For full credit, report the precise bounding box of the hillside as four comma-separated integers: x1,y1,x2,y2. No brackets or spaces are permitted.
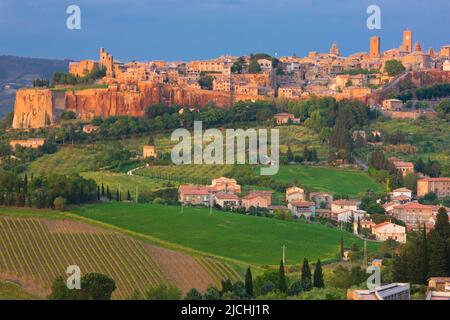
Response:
0,209,241,299
0,55,70,115
71,202,380,265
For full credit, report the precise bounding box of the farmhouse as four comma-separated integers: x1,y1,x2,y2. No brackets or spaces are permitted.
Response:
214,193,240,209
178,185,212,206
417,177,450,198
241,190,273,210
391,202,446,232
331,200,358,213
211,177,241,193
371,222,406,243
286,186,305,202
9,138,45,150
389,157,414,177
347,283,410,300
309,192,333,209
391,187,413,200
273,113,300,125
287,200,316,218
337,209,367,224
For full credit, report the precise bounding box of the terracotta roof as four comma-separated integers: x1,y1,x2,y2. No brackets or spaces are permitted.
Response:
392,195,411,201
393,187,412,193
372,221,393,229
179,185,212,195
248,190,273,197
214,193,239,200
290,200,315,207
394,203,442,211
392,161,414,168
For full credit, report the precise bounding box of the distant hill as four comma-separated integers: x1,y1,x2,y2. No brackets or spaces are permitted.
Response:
0,55,70,116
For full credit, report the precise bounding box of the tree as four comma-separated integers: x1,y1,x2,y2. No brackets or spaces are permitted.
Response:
184,288,202,300
146,284,182,300
286,146,294,163
203,287,222,300
248,59,261,74
278,260,287,293
80,273,116,300
313,259,324,288
301,258,312,291
245,267,253,298
53,197,66,211
48,277,79,300
385,59,406,77
428,207,449,277
340,236,344,259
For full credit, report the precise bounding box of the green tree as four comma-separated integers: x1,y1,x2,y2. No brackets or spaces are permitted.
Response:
146,284,182,300
278,260,287,293
248,59,261,73
286,146,294,163
245,267,254,298
313,259,324,288
385,59,406,76
301,258,312,291
53,197,66,211
48,277,79,300
428,208,449,277
184,288,202,300
80,273,116,300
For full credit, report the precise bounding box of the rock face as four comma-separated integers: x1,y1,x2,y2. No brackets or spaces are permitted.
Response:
12,83,236,129
13,89,54,129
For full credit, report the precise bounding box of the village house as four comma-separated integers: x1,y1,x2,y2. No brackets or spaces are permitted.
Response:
382,99,404,111
278,87,303,99
285,186,305,202
391,187,413,200
309,192,333,209
337,209,367,224
273,113,300,125
143,145,157,159
417,177,450,198
241,191,273,211
392,202,446,232
214,193,240,209
178,185,212,206
287,200,316,219
371,222,406,243
389,157,414,176
210,177,241,194
331,199,358,213
9,138,45,150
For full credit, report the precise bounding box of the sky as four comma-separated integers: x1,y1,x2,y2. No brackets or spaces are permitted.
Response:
0,0,449,62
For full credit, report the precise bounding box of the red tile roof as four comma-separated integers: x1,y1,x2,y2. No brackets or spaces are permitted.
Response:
290,200,315,207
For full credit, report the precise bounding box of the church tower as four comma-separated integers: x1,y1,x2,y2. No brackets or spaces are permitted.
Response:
330,42,340,56
370,36,381,58
402,29,413,53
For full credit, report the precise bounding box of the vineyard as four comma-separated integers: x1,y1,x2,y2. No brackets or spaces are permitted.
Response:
0,216,242,299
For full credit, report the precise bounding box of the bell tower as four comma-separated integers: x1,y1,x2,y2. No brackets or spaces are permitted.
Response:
403,29,413,53
370,36,381,58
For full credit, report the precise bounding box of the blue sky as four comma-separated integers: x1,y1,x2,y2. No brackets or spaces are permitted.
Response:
1,0,449,62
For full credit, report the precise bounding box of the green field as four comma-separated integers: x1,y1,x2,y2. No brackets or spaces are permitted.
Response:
271,165,383,196
70,202,380,265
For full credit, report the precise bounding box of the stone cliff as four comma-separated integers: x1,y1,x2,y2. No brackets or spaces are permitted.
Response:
12,83,237,129
13,89,55,129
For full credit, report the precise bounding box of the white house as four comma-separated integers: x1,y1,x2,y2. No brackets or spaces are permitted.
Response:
372,222,406,243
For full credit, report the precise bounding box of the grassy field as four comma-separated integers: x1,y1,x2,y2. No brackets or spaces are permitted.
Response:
0,280,38,300
268,165,382,197
70,202,380,266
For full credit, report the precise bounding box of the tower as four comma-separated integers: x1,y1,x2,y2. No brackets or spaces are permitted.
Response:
370,36,381,58
403,29,413,53
330,42,340,56
414,41,422,52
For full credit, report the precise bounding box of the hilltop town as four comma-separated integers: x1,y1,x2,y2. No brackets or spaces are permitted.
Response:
12,29,450,129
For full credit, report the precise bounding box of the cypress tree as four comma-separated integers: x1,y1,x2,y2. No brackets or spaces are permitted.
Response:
127,190,131,201
97,186,100,201
101,183,105,196
313,259,324,288
23,174,28,193
278,260,287,293
420,223,429,283
340,236,344,259
301,258,312,291
116,190,120,202
428,208,449,277
244,267,253,298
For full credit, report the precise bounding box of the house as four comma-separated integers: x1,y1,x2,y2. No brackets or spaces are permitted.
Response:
426,277,450,300
210,177,241,193
257,58,273,71
273,113,300,125
337,209,367,224
417,177,450,198
392,187,413,200
287,200,316,218
347,283,410,300
178,185,212,206
389,157,414,177
315,209,332,219
371,259,383,268
331,200,358,213
371,222,406,243
241,193,271,210
9,138,45,150
392,202,446,232
309,192,333,209
383,202,399,215
382,99,404,111
143,145,157,159
286,186,305,202
82,124,100,134
214,193,240,209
